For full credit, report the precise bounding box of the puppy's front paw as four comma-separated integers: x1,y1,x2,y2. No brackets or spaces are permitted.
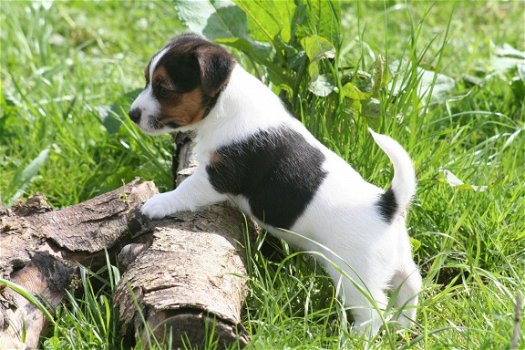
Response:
141,193,176,219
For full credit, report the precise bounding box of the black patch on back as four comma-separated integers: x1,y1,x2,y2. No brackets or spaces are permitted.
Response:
206,127,327,229
377,188,397,223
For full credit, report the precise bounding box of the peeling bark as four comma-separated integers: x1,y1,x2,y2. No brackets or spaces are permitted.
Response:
0,180,158,349
115,207,248,348
115,133,249,349
0,133,250,349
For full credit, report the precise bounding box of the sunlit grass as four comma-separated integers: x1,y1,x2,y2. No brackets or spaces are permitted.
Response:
1,1,523,349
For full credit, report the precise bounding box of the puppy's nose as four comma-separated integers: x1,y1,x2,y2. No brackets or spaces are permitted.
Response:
128,108,141,123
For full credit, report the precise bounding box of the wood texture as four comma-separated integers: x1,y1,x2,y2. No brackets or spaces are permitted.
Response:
115,207,248,348
115,133,249,348
0,180,157,349
0,132,250,349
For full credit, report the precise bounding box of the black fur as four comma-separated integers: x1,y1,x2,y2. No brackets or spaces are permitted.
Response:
206,126,327,229
156,34,233,119
158,47,201,93
377,188,397,223
161,34,234,97
196,45,234,96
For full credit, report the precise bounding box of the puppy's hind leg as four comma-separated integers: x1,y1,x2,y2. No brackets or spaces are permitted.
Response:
347,284,388,338
390,259,422,328
324,262,387,338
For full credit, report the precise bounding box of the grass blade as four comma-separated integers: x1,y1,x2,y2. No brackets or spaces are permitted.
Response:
5,148,50,206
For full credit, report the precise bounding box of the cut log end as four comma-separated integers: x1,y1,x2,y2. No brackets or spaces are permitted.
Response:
1,252,76,349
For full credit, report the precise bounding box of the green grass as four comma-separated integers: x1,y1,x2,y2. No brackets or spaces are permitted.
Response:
1,1,524,349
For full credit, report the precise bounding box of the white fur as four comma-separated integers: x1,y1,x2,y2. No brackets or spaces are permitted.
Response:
138,64,422,338
369,129,417,212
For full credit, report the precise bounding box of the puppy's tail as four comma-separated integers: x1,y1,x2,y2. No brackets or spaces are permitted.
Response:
368,128,416,222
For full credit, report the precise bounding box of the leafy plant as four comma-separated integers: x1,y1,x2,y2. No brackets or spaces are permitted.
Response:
2,0,524,348
173,0,392,125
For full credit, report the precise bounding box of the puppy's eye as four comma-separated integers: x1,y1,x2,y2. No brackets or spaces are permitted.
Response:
156,84,172,98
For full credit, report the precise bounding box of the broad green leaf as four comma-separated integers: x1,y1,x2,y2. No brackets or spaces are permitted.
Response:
216,36,292,88
301,35,336,63
301,35,335,80
234,0,295,43
6,148,50,206
293,0,341,44
174,0,248,40
462,74,484,87
410,237,422,252
491,43,525,74
174,0,280,73
96,105,118,134
361,97,381,124
372,54,392,93
348,98,362,114
341,82,371,101
307,61,319,80
308,75,335,97
389,59,455,104
213,37,271,64
353,70,374,93
97,88,143,135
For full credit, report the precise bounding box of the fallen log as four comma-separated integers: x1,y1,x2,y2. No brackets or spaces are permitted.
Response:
0,180,157,349
0,133,249,348
115,133,248,348
115,206,248,349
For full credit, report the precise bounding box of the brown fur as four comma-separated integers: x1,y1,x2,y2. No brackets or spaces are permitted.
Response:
152,66,176,91
132,34,234,130
159,86,206,126
150,63,207,127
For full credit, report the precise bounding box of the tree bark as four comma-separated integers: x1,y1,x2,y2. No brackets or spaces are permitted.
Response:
0,133,249,349
0,180,157,349
114,133,249,349
115,206,248,349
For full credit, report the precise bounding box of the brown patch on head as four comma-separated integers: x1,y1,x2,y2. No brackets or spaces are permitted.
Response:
152,66,176,91
158,87,207,127
144,34,235,129
149,60,207,127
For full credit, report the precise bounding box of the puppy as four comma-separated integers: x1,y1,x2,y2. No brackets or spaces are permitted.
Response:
129,34,422,337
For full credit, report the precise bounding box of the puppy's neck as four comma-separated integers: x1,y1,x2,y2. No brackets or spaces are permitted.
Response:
195,65,287,152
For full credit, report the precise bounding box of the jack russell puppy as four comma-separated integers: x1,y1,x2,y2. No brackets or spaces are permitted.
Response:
128,34,422,337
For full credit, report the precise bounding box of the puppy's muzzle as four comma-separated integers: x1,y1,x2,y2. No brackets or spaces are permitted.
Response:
128,108,141,124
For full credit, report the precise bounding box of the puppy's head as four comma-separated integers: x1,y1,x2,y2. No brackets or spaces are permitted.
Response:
128,34,234,135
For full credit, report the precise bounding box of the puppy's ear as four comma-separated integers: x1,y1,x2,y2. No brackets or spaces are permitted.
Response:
196,45,234,96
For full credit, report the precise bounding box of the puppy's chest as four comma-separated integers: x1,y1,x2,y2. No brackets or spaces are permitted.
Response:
205,126,327,229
